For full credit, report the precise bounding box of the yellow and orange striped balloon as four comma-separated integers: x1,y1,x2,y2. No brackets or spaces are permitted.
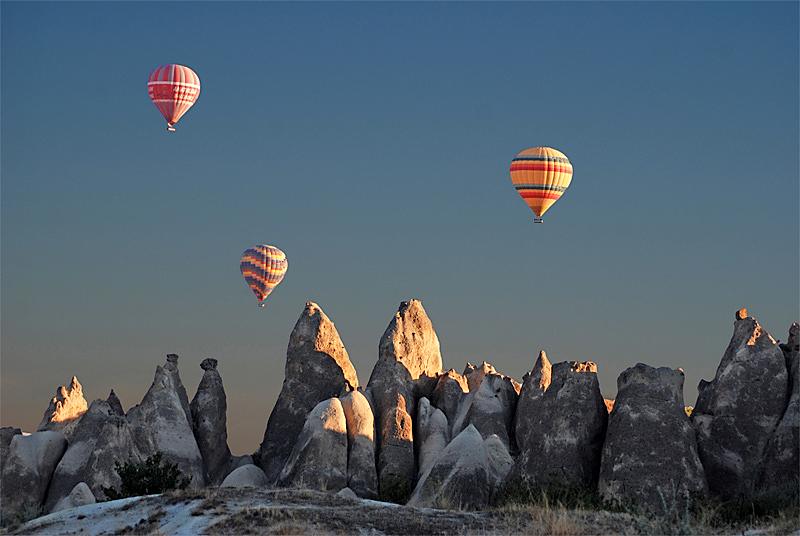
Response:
240,245,287,307
509,147,573,222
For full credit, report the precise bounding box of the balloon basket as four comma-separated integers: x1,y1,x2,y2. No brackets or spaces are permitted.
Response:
258,303,265,308
534,218,544,224
167,126,176,132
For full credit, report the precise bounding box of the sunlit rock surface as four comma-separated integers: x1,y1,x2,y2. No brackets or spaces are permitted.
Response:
256,302,358,484
340,389,378,498
691,309,788,500
276,397,348,491
37,376,88,438
600,363,707,514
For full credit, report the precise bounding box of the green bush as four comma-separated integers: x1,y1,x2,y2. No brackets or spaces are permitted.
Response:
101,451,192,500
378,474,412,505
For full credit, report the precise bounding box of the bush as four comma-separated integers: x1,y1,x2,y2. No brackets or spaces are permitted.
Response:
101,451,192,500
493,473,608,511
377,475,412,505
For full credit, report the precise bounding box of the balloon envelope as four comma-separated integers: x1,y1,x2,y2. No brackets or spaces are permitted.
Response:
147,64,200,131
240,245,287,306
509,147,573,219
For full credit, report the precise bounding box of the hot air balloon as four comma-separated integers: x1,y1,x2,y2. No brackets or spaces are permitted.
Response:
240,245,287,307
147,64,200,131
509,147,573,223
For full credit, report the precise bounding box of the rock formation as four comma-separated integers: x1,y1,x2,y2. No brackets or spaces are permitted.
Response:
691,309,789,500
599,364,707,514
451,362,520,452
221,464,269,488
190,358,232,484
51,482,95,513
513,353,607,486
755,322,799,494
415,397,450,478
430,369,468,434
339,389,379,498
0,427,22,473
367,300,443,494
1,431,68,516
37,376,88,438
256,302,359,484
408,424,512,510
276,397,348,491
45,355,205,512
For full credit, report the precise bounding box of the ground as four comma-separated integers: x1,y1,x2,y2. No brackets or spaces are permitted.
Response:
4,487,799,535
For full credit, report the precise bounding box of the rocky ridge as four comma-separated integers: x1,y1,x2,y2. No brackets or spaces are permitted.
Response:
1,301,797,523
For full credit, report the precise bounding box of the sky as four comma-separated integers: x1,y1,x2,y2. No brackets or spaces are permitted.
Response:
2,1,798,456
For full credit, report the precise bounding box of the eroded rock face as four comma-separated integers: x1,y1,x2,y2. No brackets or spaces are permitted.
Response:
368,300,444,494
691,310,788,500
257,302,358,484
45,356,205,512
430,370,468,434
190,358,232,485
51,482,95,513
415,397,450,478
600,364,707,514
451,362,520,452
221,464,269,488
340,389,378,498
513,355,607,486
276,397,348,491
0,427,22,473
1,431,68,516
408,425,512,510
755,322,799,494
37,377,88,438
125,354,206,488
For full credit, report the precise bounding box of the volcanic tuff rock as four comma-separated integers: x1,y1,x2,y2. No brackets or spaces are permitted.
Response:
367,300,444,493
339,389,379,498
276,397,348,491
256,302,358,484
755,322,800,494
37,376,88,438
691,310,788,500
599,364,707,514
430,369,468,435
190,358,233,485
415,397,450,478
408,425,512,510
51,482,96,514
451,362,520,453
513,355,607,486
221,464,269,488
0,431,68,516
45,356,205,513
0,427,22,473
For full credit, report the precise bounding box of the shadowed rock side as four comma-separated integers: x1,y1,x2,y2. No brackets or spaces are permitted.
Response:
599,364,707,514
37,376,88,439
256,302,359,484
691,310,789,500
451,362,520,453
367,300,444,493
513,352,607,486
190,358,233,485
0,427,22,473
430,369,468,436
755,322,800,494
0,431,68,516
408,424,513,510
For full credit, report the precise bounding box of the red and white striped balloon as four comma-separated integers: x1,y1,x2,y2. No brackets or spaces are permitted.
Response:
147,64,200,131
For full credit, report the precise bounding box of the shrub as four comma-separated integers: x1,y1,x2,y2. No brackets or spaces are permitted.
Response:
101,451,192,500
494,473,608,511
377,474,412,505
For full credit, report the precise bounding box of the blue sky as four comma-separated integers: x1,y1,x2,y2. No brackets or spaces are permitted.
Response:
2,1,798,455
